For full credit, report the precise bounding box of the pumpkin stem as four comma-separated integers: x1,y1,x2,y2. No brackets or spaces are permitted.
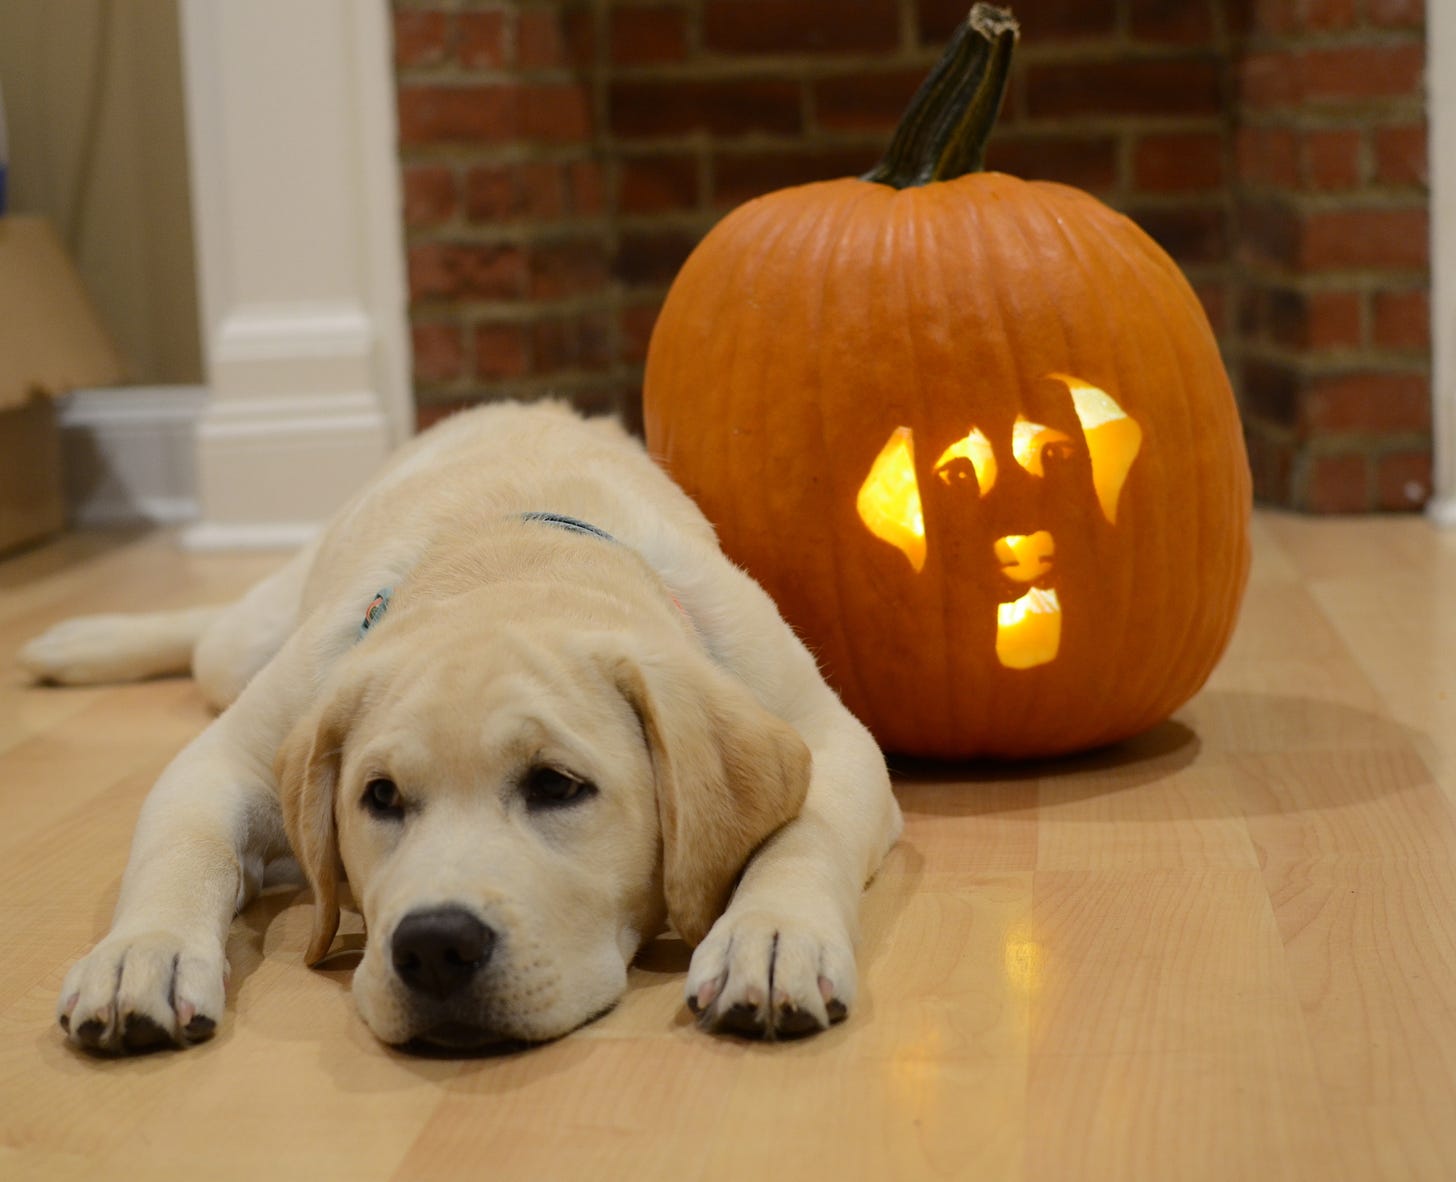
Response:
862,4,1019,190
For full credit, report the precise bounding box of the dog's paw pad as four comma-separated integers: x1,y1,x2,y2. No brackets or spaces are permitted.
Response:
686,910,856,1040
121,1013,173,1053
59,933,225,1055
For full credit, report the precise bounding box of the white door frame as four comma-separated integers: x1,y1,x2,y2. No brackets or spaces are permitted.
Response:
1430,0,1455,526
178,0,410,549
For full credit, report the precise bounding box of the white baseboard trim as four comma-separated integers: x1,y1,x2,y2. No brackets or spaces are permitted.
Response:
58,385,206,528
179,520,319,552
1427,496,1456,529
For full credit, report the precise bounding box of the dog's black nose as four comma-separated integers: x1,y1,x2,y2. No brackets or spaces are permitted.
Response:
391,907,495,1000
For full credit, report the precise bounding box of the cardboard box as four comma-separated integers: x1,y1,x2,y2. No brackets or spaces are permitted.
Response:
0,216,123,552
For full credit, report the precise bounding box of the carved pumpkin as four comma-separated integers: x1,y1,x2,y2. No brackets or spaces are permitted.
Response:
643,5,1251,759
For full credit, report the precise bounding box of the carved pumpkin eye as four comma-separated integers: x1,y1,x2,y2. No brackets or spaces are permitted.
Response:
935,427,997,494
1011,418,1071,477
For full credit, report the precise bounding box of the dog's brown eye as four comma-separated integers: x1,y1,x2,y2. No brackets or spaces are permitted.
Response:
523,766,595,810
363,778,404,819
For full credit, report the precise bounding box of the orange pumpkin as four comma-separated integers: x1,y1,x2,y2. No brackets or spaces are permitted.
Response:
643,5,1251,759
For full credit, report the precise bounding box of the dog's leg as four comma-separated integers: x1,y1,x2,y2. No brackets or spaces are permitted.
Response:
686,694,903,1038
192,541,317,709
57,627,328,1054
21,543,317,707
19,606,224,686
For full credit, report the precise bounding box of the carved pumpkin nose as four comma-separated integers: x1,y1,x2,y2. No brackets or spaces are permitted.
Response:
995,531,1055,583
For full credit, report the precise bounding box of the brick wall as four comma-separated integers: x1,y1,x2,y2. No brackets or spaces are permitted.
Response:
393,0,1430,511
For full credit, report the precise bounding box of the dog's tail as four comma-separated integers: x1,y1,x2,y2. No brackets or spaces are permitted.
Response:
18,607,223,686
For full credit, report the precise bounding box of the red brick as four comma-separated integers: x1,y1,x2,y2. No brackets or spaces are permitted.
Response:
1305,372,1430,433
1304,130,1362,191
1301,207,1428,270
464,168,515,222
1237,198,1303,269
1377,450,1432,510
1366,0,1425,28
408,243,527,302
712,147,869,208
1239,0,1295,37
620,302,661,364
1133,132,1224,194
1374,124,1427,187
474,322,531,379
463,161,596,223
1245,429,1295,504
1301,45,1425,103
620,154,701,215
1241,359,1301,428
1128,204,1227,266
614,228,704,286
518,9,565,69
394,11,451,69
397,85,515,146
533,312,614,374
986,135,1119,194
1194,281,1229,335
610,78,802,138
529,239,610,300
1253,288,1363,350
704,0,899,55
814,68,932,134
1294,0,1356,31
1239,51,1303,111
520,83,592,142
610,6,689,66
1304,291,1364,350
1306,453,1369,513
1372,288,1430,350
1235,127,1299,188
1129,0,1215,43
1025,57,1223,119
411,322,466,384
457,10,510,69
569,161,606,216
402,165,458,228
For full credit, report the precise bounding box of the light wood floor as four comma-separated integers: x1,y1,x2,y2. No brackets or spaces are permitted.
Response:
2,513,1455,1180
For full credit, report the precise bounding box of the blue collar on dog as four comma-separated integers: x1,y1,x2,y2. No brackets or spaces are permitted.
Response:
356,513,617,641
518,511,618,544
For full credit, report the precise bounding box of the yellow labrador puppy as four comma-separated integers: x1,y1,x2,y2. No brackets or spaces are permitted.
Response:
22,402,901,1054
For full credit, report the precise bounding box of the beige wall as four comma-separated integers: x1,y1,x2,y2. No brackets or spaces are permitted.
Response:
0,0,201,385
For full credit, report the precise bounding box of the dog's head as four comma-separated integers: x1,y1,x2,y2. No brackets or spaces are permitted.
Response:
275,591,808,1052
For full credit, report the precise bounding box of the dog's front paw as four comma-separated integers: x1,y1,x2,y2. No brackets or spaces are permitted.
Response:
58,931,227,1054
685,908,855,1039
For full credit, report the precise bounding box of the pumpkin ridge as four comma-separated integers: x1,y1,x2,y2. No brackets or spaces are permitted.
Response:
1001,186,1112,745
1024,186,1155,747
910,188,966,748
811,183,903,722
1065,198,1206,736
1067,193,1248,732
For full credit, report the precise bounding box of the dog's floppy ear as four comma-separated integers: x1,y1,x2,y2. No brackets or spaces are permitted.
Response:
615,646,811,946
275,680,359,966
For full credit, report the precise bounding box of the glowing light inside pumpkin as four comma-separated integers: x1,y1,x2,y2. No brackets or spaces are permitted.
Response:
852,376,1140,670
997,587,1062,669
935,427,997,494
857,426,926,572
1050,373,1143,524
994,531,1055,583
